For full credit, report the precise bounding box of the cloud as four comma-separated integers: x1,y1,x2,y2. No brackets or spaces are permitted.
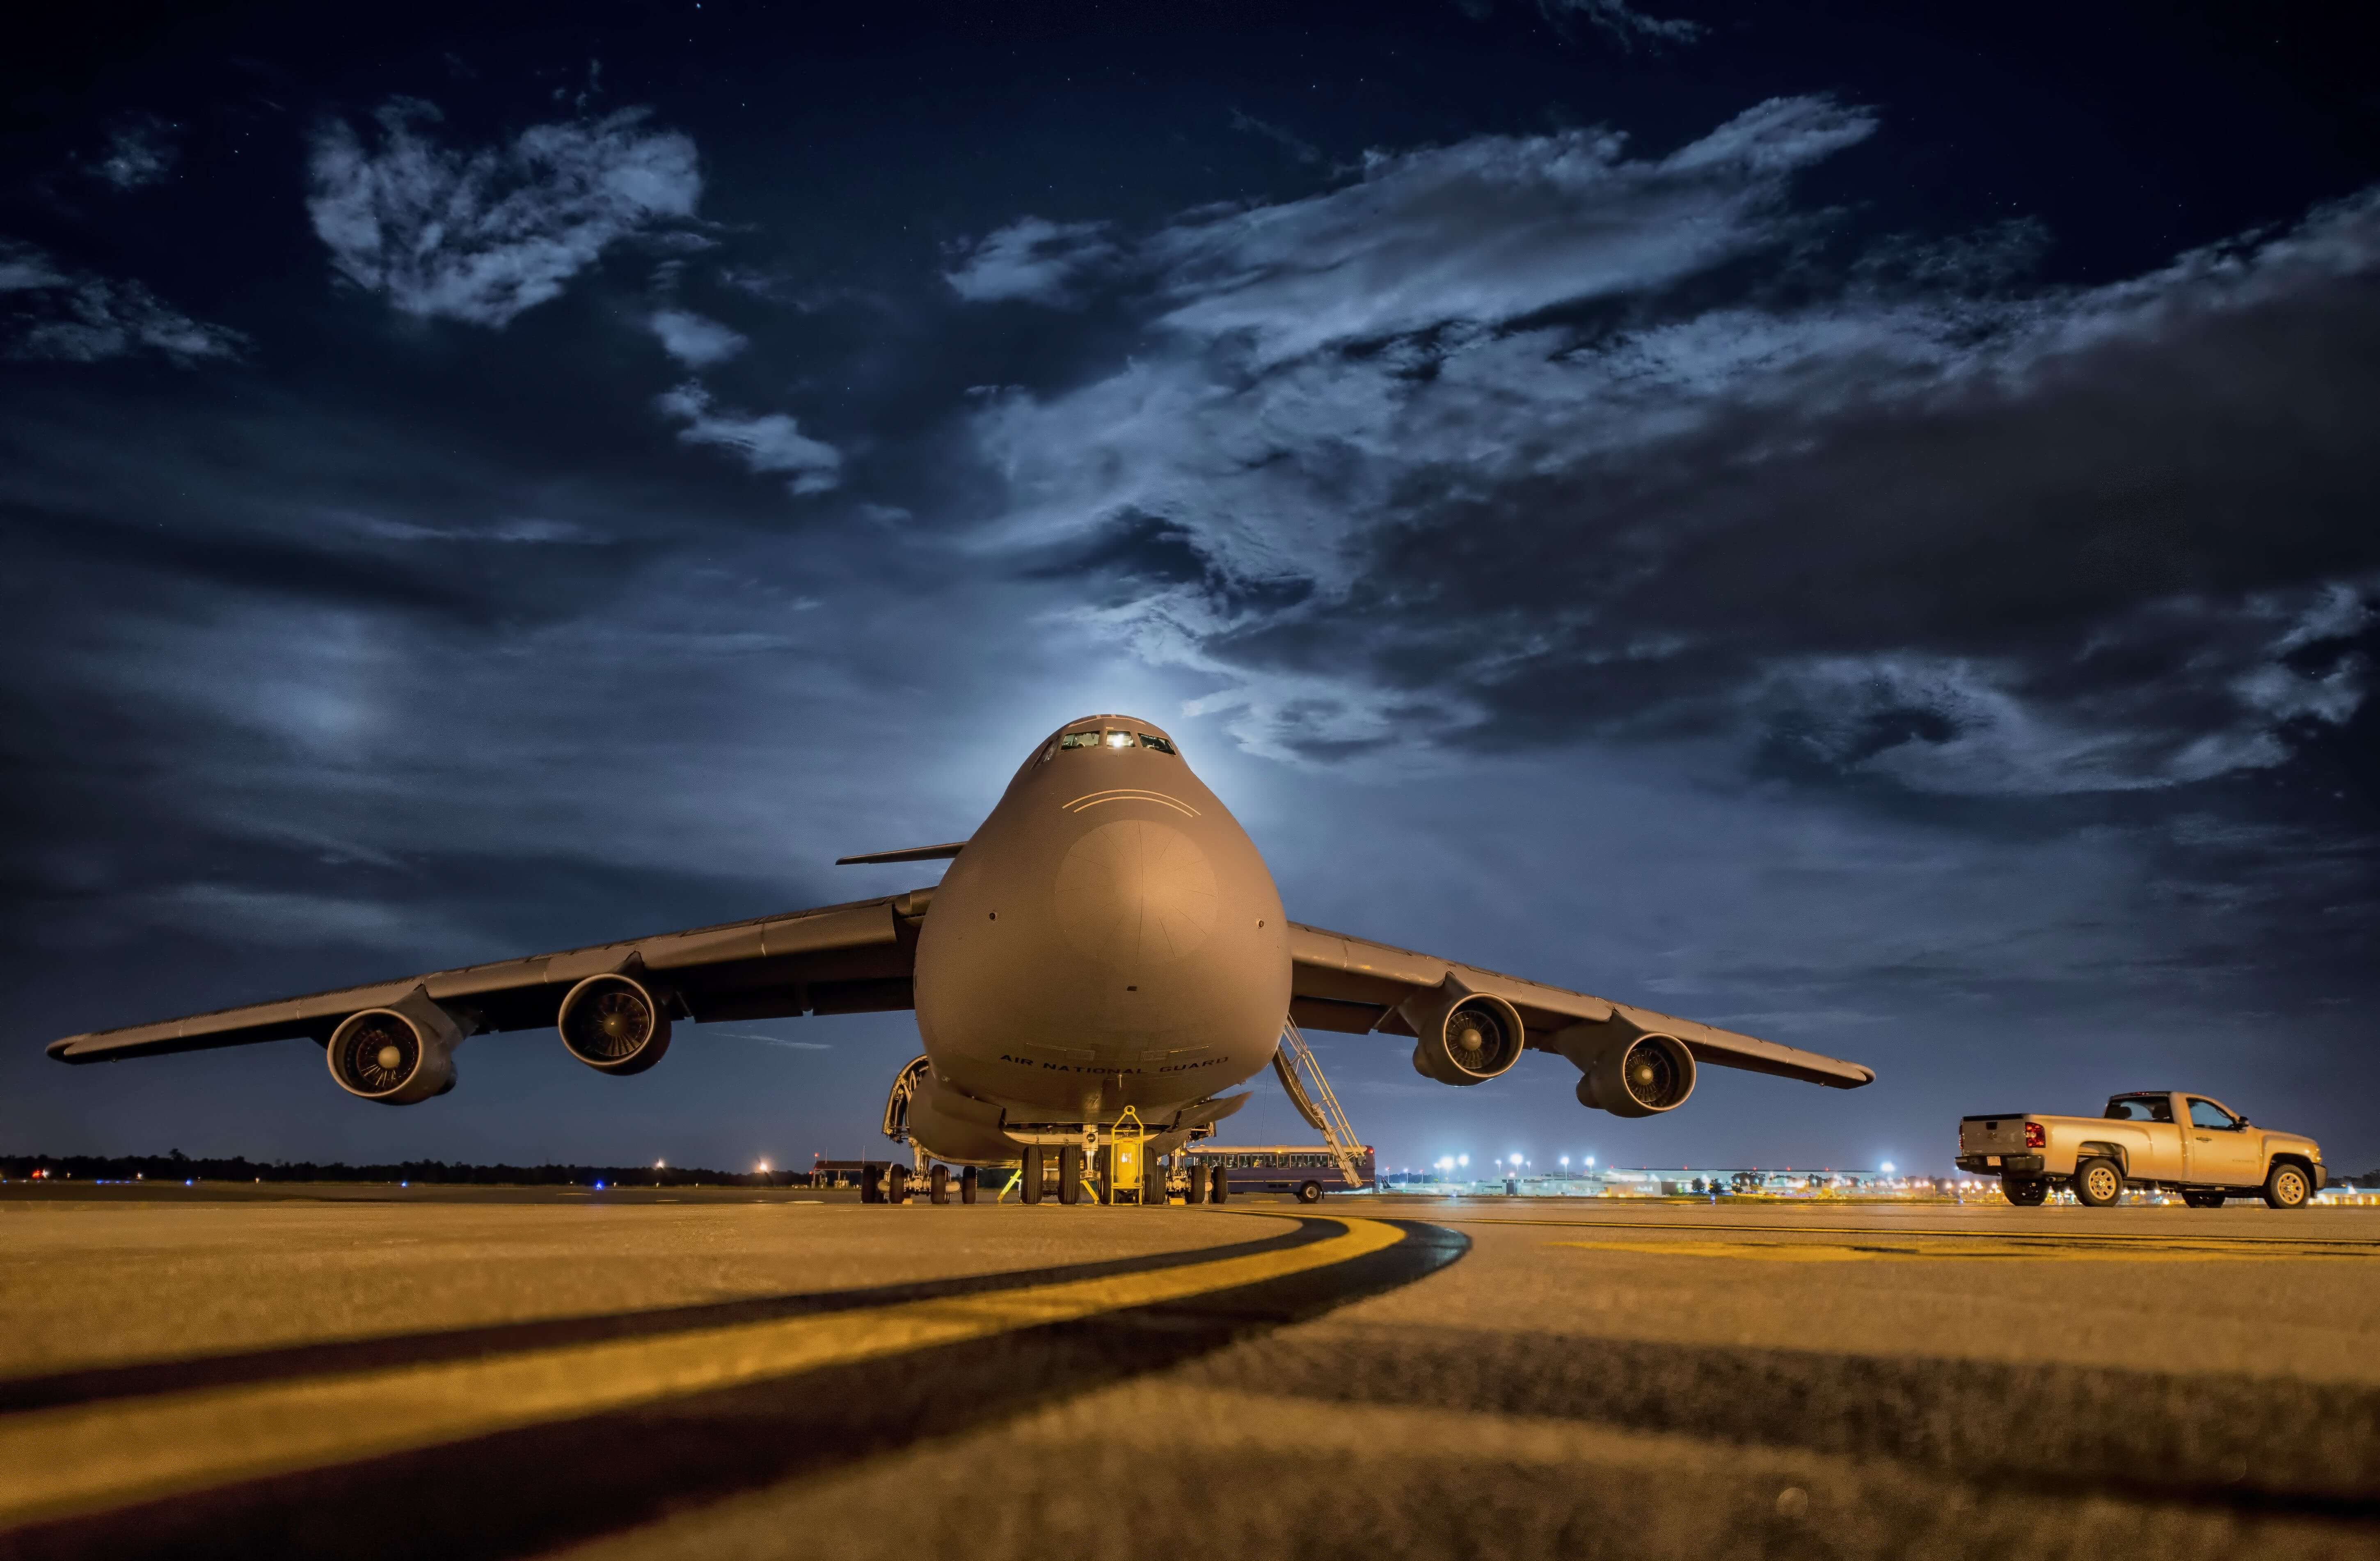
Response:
1227,109,1323,166
0,243,66,291
125,883,449,947
84,115,181,190
645,307,746,366
960,101,2380,797
943,216,1117,305
306,99,701,328
0,238,245,364
710,1031,832,1050
1146,97,1875,363
1540,0,1706,48
654,381,842,494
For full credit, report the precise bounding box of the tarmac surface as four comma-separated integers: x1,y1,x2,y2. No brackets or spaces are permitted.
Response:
4,1183,2379,1560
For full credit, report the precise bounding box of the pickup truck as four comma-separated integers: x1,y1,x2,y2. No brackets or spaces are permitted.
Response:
1956,1091,2324,1208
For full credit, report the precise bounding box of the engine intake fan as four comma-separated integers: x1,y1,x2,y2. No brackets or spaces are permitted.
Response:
1402,977,1526,1086
558,972,674,1075
326,987,468,1105
1576,1031,1696,1117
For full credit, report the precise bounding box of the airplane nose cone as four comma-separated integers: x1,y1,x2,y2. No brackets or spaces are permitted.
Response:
1053,819,1219,970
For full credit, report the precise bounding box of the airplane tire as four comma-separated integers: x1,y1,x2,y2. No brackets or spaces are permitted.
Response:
886,1164,909,1204
1094,1145,1113,1205
929,1164,949,1205
1183,1162,1206,1205
1020,1146,1044,1205
1296,1180,1324,1204
2182,1190,2225,1208
1210,1166,1230,1204
2002,1176,2048,1207
2072,1158,2124,1208
2263,1162,2312,1210
1059,1145,1083,1204
959,1166,978,1204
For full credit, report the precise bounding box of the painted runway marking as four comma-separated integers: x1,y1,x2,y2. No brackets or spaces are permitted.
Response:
0,1214,1405,1531
1435,1214,2380,1252
1547,1236,2380,1263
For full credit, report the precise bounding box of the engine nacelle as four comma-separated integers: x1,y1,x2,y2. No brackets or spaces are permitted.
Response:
558,973,674,1075
1576,1031,1696,1117
898,1061,1021,1165
1402,977,1527,1086
327,988,468,1105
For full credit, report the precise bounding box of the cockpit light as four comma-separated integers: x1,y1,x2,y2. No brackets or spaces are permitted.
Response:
1048,728,1181,760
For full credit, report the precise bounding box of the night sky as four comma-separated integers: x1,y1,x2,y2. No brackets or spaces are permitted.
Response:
6,0,2375,1178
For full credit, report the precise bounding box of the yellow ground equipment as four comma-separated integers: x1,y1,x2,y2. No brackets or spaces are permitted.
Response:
1109,1107,1146,1204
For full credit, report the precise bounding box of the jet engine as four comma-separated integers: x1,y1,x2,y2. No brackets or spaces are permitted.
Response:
326,989,468,1104
1402,978,1527,1086
557,973,673,1075
1576,1031,1696,1117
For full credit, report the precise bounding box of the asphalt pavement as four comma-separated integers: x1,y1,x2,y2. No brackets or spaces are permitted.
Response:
3,1185,2376,1560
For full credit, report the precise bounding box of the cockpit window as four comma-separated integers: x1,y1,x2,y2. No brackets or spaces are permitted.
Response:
1053,728,1177,756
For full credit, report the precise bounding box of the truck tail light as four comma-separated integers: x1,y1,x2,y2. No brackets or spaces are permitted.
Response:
2024,1122,2046,1149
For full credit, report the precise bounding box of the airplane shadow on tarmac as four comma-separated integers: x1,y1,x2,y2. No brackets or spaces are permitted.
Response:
0,1218,1467,1561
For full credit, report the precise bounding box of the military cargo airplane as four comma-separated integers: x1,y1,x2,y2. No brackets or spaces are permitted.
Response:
48,714,1874,1185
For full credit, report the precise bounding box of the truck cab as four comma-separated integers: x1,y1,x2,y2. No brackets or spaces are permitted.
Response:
1955,1091,2323,1209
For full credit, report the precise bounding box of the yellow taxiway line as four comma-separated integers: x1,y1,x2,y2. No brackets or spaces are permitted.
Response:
1432,1215,2380,1251
1547,1237,2380,1263
0,1213,1403,1532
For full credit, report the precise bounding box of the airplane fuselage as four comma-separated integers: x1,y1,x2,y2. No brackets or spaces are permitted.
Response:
906,715,1288,1161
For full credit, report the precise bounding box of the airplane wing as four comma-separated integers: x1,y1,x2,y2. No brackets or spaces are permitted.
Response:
48,888,935,1064
835,842,968,865
1285,922,1873,1089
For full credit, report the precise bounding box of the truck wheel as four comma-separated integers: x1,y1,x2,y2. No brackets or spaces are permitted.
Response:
2182,1190,2224,1208
2002,1176,2048,1206
2263,1162,2311,1210
1296,1180,1324,1204
2072,1158,2124,1208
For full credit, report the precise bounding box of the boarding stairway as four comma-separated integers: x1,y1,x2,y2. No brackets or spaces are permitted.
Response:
1270,1016,1366,1190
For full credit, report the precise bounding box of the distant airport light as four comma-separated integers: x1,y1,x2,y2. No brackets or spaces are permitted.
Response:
1457,1155,1469,1168
1881,1161,1895,1175
654,1160,665,1169
757,1160,771,1174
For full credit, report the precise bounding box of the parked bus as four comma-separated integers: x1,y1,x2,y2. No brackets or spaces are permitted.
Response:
1185,1144,1374,1202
